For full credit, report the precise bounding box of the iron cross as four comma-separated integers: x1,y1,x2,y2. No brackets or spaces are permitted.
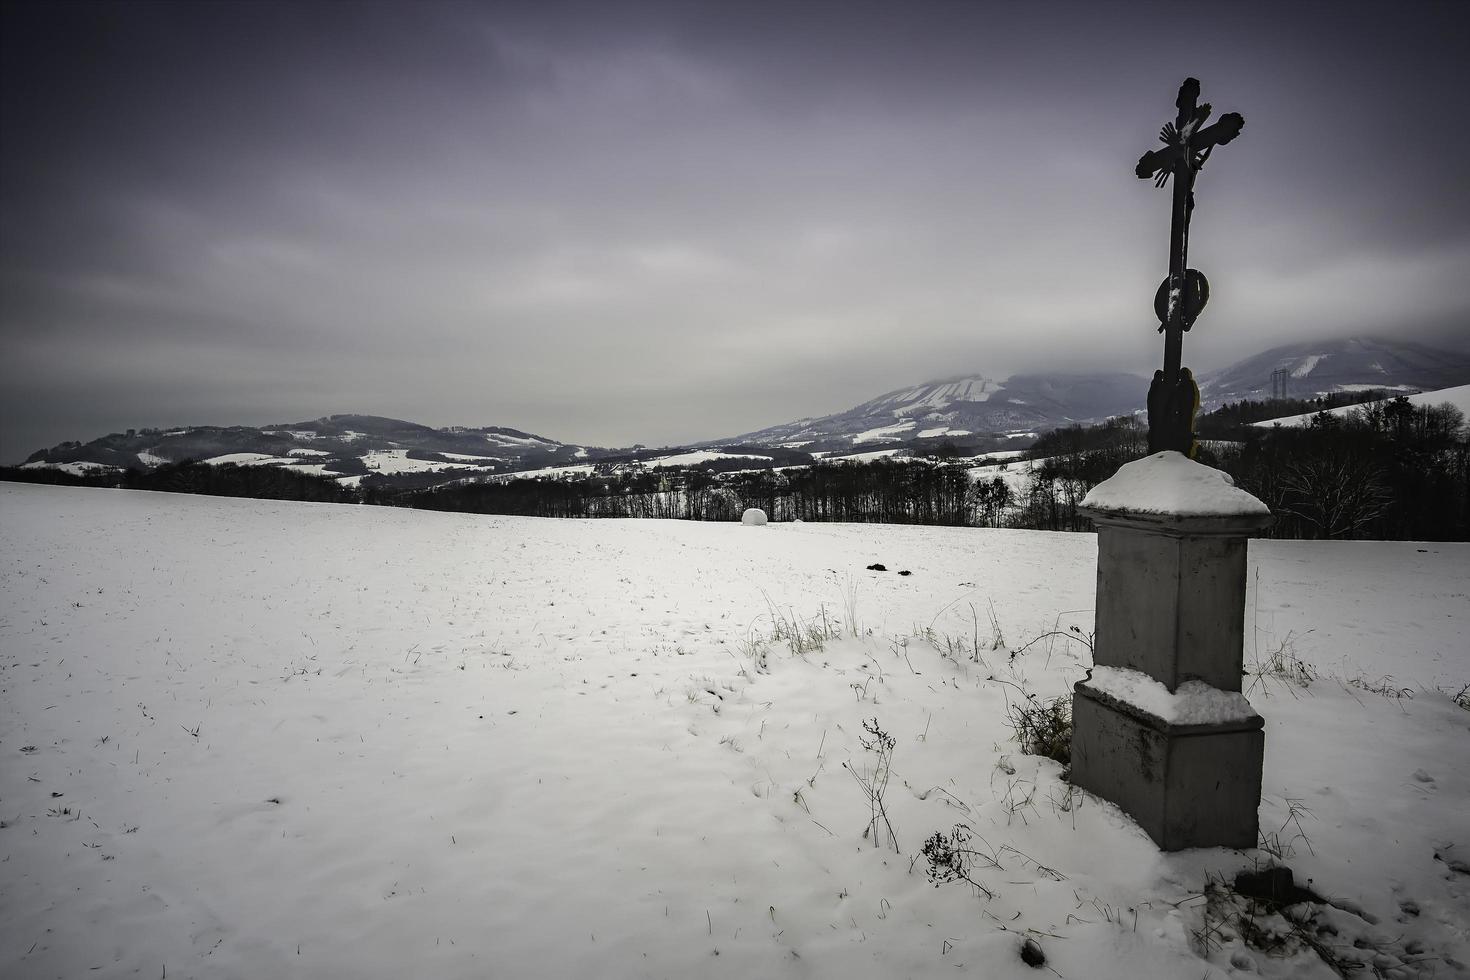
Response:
1136,78,1243,454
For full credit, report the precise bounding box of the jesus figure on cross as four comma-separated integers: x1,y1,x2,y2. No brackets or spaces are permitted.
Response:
1135,77,1244,455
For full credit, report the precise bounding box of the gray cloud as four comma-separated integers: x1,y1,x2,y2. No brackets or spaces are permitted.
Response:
3,0,1468,460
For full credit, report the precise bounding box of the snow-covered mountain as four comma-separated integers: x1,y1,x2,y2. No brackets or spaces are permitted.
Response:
20,414,586,481
715,372,1146,452
16,413,816,486
1197,336,1470,407
723,337,1470,452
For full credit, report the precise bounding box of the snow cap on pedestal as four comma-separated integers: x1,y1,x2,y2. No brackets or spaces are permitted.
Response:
1081,451,1267,517
1085,666,1258,726
741,508,768,526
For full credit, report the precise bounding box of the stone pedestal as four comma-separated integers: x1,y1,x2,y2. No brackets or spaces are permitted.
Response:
1071,452,1272,851
1090,511,1264,690
1071,682,1264,850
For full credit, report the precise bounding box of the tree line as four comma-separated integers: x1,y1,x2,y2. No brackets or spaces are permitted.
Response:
1222,399,1467,540
0,460,355,503
405,460,1013,528
1014,397,1468,540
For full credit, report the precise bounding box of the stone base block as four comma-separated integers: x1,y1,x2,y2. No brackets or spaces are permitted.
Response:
1083,509,1270,692
1070,682,1263,851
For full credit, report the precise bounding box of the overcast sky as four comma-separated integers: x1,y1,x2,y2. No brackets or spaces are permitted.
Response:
3,0,1468,460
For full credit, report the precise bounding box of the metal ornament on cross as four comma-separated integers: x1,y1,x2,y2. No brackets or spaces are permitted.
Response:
1136,77,1244,455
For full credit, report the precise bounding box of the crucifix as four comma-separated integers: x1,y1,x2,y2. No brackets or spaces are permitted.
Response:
1135,78,1244,454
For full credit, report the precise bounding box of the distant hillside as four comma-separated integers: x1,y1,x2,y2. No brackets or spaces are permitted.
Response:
713,372,1146,453
716,337,1470,454
20,414,584,483
16,414,817,489
1197,336,1470,408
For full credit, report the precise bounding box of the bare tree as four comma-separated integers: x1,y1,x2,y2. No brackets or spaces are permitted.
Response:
1279,455,1389,539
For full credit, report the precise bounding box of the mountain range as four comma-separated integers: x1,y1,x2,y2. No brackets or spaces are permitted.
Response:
17,336,1470,484
706,372,1145,453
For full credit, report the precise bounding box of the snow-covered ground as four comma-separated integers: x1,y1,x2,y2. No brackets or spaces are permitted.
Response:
1291,355,1325,379
437,451,501,463
648,450,774,468
495,449,780,481
831,448,911,463
490,461,598,481
202,453,297,467
484,432,558,449
968,455,1044,498
852,421,917,444
18,460,117,477
1,484,1466,979
1253,384,1470,429
361,449,482,476
969,448,1031,463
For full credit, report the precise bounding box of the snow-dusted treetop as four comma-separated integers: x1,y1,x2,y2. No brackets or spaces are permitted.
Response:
1082,451,1268,517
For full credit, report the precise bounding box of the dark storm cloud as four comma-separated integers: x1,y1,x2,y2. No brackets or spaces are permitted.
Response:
3,0,1468,460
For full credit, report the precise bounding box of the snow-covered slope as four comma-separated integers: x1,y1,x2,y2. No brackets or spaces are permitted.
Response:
721,372,1145,451
20,413,583,483
861,376,1002,415
1250,383,1470,429
721,337,1470,452
3,484,1466,979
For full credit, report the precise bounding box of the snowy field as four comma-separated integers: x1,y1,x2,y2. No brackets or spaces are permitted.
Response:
1251,384,1470,429
1,483,1467,979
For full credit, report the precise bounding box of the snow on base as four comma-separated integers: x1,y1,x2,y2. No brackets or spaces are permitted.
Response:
1084,666,1257,725
740,507,767,525
1081,451,1269,517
